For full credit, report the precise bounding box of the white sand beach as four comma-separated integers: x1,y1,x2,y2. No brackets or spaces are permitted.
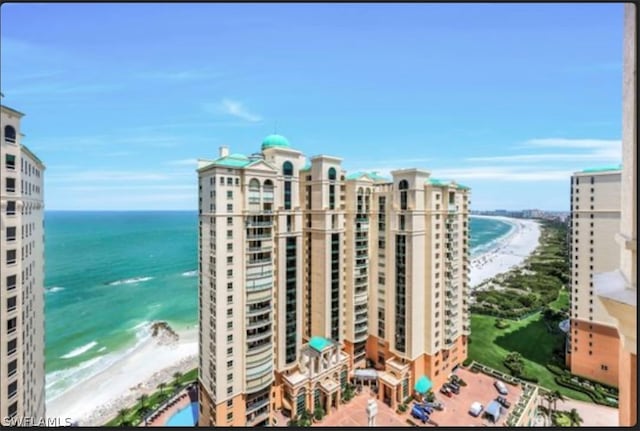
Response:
469,216,541,288
47,326,198,426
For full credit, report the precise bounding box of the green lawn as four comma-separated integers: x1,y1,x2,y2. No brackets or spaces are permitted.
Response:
105,368,198,426
468,313,590,402
549,289,569,311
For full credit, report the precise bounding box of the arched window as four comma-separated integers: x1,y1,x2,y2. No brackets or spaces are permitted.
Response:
282,164,293,210
328,167,337,180
4,125,16,143
283,161,294,176
248,179,261,204
399,180,409,210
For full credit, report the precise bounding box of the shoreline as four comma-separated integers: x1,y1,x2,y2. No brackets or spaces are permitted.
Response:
46,325,198,426
469,216,541,289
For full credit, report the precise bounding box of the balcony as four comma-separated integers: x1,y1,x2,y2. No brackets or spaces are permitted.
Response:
247,329,272,343
246,219,272,227
355,312,368,325
354,275,368,285
247,232,272,241
247,317,272,331
354,290,368,305
355,243,368,251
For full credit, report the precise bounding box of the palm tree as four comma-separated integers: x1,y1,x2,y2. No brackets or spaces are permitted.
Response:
140,404,151,426
551,390,565,414
172,371,184,392
157,382,167,398
542,391,555,426
116,409,127,426
568,408,583,427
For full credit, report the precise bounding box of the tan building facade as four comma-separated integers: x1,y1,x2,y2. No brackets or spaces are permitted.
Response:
0,105,46,422
197,135,470,425
596,3,637,427
567,168,621,386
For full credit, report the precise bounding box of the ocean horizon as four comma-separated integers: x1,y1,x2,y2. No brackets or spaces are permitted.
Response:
43,210,513,402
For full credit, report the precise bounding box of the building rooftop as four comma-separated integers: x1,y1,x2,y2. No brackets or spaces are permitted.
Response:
580,164,622,173
426,178,449,187
346,171,391,182
308,336,333,352
261,134,290,150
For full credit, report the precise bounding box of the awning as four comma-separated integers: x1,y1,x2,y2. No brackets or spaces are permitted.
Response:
354,369,378,380
414,375,432,394
485,401,502,422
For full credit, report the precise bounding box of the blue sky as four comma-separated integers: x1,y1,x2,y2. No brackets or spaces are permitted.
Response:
1,3,624,211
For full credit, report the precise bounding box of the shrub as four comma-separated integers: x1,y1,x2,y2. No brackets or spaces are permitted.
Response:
425,390,435,402
313,406,325,421
462,358,473,367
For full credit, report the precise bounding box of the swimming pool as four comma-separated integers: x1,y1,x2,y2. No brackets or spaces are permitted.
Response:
165,402,198,426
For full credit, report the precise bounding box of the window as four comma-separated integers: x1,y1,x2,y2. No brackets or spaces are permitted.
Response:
6,201,16,215
227,282,233,290
227,269,233,277
7,275,17,291
226,177,233,185
227,360,233,368
399,180,409,210
227,204,233,212
4,125,16,143
283,161,293,176
5,177,16,192
6,249,17,264
5,154,16,170
227,256,233,264
7,338,17,355
220,176,224,184
6,226,16,241
7,296,16,312
227,190,233,199
328,167,337,180
227,243,233,251
227,230,233,239
227,410,233,420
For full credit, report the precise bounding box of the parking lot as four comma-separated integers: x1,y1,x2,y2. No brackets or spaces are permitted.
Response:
399,368,524,426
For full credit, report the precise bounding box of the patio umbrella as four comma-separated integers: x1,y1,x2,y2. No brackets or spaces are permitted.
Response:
414,375,432,394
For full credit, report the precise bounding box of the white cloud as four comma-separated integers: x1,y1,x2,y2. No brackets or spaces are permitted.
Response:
207,99,263,123
521,138,621,150
47,170,177,183
469,138,621,164
138,69,222,81
433,166,573,182
165,158,199,166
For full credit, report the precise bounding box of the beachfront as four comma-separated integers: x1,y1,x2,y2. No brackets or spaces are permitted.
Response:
469,216,541,289
46,216,540,426
46,327,197,426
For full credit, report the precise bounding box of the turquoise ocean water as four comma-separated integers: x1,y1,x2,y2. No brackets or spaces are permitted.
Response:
43,211,512,401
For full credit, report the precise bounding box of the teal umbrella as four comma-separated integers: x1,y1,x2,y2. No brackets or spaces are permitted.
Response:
414,375,432,394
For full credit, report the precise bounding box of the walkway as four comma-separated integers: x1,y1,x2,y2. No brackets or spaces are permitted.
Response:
315,390,408,427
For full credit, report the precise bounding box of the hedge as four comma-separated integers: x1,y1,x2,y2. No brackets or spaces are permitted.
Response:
554,376,618,407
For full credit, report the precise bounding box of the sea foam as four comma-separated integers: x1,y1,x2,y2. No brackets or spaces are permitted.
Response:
61,341,98,359
46,286,65,293
108,276,153,286
181,270,197,277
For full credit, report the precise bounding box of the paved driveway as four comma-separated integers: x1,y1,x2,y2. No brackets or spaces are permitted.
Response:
315,390,408,427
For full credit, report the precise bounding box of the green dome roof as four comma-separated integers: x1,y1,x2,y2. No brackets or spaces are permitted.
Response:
261,134,290,150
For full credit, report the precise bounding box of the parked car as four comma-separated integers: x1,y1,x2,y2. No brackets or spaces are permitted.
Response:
496,396,511,409
449,381,461,391
440,386,452,397
494,380,508,395
411,405,429,423
445,383,460,394
426,401,444,411
414,403,433,415
469,401,483,417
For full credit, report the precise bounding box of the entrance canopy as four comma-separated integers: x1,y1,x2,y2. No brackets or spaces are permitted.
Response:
414,375,433,394
485,400,502,422
354,369,378,381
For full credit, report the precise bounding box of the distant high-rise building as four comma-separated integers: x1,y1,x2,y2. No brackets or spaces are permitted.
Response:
567,167,621,387
0,104,46,422
596,3,637,426
196,135,470,425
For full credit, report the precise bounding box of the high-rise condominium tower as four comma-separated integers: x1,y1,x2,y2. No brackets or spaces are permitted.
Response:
596,3,637,426
0,104,46,422
567,168,621,386
196,136,470,426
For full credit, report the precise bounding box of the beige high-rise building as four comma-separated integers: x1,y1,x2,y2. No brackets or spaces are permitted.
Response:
596,3,637,427
567,168,621,387
0,104,46,423
196,135,470,426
